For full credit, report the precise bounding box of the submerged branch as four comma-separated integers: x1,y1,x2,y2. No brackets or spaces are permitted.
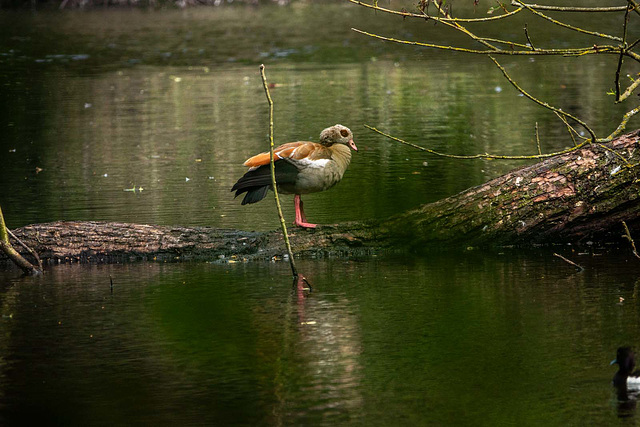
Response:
553,253,584,272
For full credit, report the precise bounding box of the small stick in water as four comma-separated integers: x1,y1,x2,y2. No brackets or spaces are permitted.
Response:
553,252,584,272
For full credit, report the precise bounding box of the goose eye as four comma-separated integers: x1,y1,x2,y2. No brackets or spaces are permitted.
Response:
340,129,349,137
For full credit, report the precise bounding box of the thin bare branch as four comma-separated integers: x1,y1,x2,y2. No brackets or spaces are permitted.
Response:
615,5,631,101
482,38,533,50
603,106,640,141
430,1,499,51
351,28,618,56
524,24,536,51
618,74,640,102
625,50,640,63
350,0,638,158
509,2,627,13
534,122,542,155
627,0,640,17
553,111,586,146
365,125,588,160
514,1,623,42
347,0,523,22
489,56,598,142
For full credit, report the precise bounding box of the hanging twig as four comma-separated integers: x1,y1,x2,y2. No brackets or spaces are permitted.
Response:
534,122,542,155
553,111,585,147
524,24,536,51
259,64,298,279
351,0,639,160
622,221,640,260
615,5,632,101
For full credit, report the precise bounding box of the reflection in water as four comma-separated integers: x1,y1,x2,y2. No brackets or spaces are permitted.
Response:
294,276,362,421
271,275,363,424
615,386,638,419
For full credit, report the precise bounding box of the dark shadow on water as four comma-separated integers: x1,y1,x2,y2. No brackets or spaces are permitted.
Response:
615,385,638,419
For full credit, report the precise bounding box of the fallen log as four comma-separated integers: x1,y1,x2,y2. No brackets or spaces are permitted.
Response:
3,130,639,264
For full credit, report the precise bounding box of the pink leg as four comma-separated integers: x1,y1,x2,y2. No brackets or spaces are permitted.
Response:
294,195,317,228
299,198,308,223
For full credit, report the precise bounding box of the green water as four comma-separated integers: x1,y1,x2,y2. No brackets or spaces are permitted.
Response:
1,2,640,424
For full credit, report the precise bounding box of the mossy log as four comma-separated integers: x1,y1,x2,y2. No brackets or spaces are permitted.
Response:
3,130,639,264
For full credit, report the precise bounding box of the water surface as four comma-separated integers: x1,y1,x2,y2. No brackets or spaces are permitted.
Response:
1,3,640,424
1,254,639,425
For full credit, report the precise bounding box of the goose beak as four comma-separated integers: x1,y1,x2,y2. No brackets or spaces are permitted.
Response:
348,139,358,151
611,358,618,365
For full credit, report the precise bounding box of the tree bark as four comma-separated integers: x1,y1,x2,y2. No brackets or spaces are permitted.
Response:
3,130,639,264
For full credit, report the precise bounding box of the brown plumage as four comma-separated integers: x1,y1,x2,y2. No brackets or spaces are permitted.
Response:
231,124,357,228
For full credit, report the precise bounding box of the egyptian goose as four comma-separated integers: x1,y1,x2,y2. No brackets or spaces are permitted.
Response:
231,124,357,228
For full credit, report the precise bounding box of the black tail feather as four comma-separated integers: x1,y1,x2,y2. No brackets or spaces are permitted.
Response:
241,186,269,205
231,161,298,205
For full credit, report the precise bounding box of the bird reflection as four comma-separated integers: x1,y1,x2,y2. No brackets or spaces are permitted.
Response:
615,387,637,419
